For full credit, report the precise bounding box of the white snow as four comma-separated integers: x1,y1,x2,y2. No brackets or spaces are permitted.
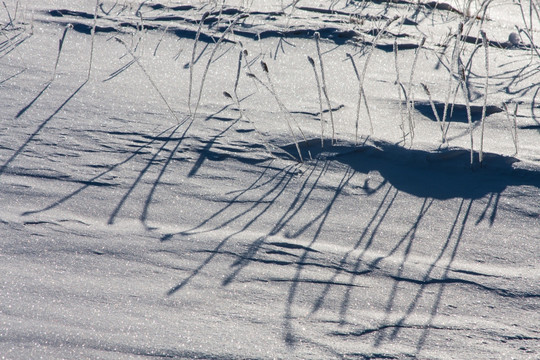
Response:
1,1,539,359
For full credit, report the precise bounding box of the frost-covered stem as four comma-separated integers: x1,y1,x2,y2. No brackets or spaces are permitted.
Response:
115,37,182,124
188,11,209,115
513,103,519,156
421,83,447,144
504,102,519,156
248,66,305,162
459,65,474,166
517,0,535,57
223,91,277,159
233,48,243,98
479,30,489,165
442,23,463,137
87,0,99,81
406,36,425,143
347,53,362,145
358,16,399,136
315,32,335,145
307,56,325,147
260,61,308,145
192,14,248,121
393,41,407,144
347,53,372,145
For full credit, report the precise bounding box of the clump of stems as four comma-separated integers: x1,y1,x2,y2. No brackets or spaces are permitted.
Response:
421,83,447,144
247,62,306,162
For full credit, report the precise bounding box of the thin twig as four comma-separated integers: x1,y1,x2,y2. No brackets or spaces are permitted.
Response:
315,32,335,144
307,55,325,147
459,65,474,167
479,30,489,165
188,11,209,115
115,36,184,125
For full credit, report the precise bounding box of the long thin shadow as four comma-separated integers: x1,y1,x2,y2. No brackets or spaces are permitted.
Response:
269,160,328,237
187,119,238,178
373,198,433,348
163,161,293,239
387,199,466,341
0,68,26,85
15,81,52,119
337,186,398,322
140,121,194,228
415,199,472,353
220,162,327,286
108,122,191,225
1,81,87,179
167,162,299,295
282,166,353,346
285,166,356,239
0,31,31,60
370,198,434,269
22,125,177,216
309,185,395,316
223,161,336,288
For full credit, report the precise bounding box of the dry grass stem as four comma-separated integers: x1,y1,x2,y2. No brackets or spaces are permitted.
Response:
87,0,99,81
405,36,426,143
347,53,373,145
442,23,464,132
248,67,304,162
393,41,408,144
421,83,447,144
315,32,335,144
479,30,489,164
192,13,248,121
307,55,325,147
459,65,474,166
504,102,519,156
115,36,184,125
357,16,399,136
188,11,210,115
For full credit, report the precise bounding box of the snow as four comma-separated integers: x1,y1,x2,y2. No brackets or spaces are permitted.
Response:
1,0,539,359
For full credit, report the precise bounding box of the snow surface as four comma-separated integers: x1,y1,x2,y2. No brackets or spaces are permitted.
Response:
1,0,539,359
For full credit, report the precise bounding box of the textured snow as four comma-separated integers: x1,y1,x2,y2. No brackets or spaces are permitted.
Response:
1,1,539,359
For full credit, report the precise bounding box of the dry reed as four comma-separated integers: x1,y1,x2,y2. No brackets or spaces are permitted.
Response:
479,30,489,164
459,65,474,166
346,53,373,145
307,55,325,147
314,32,335,144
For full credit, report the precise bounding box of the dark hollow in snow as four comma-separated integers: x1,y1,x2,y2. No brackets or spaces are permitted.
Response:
414,101,504,123
280,139,539,200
